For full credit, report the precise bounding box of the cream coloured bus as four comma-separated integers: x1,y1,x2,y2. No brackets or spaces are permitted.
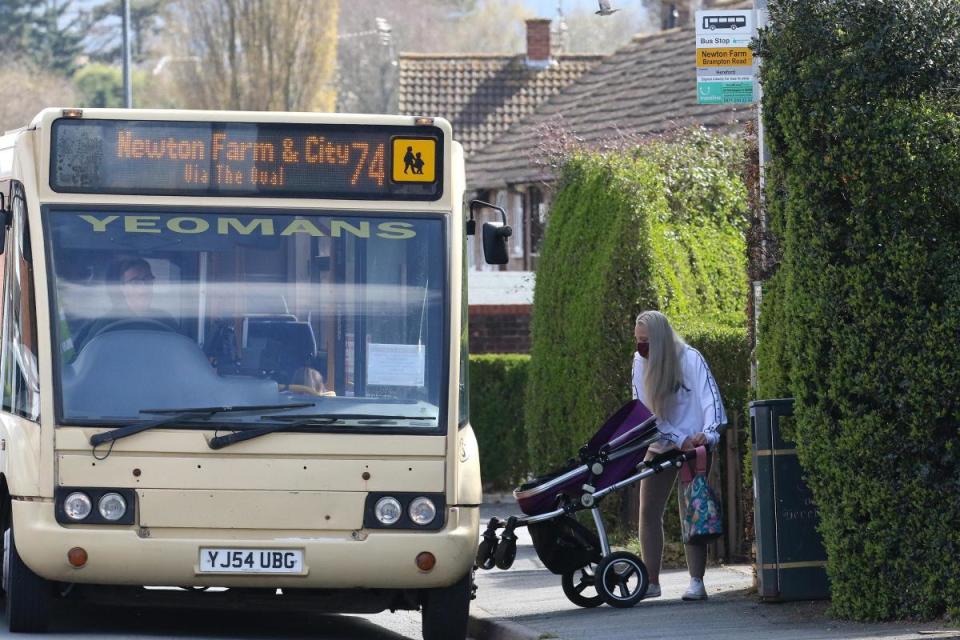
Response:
0,108,501,639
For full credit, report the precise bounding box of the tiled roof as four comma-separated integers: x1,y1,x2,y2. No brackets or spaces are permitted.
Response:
398,53,603,156
466,27,753,190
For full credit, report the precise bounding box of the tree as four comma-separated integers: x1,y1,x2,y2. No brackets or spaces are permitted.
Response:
0,61,76,132
0,0,85,77
72,62,172,108
164,0,339,112
29,0,85,76
84,0,169,65
0,0,34,60
73,63,124,107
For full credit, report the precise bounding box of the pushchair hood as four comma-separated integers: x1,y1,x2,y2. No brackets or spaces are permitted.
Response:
515,400,659,515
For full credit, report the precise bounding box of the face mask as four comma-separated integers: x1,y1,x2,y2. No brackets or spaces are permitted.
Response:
636,342,649,358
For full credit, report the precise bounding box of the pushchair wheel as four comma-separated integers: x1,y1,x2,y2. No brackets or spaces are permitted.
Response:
595,551,649,608
476,537,498,570
493,536,517,570
561,563,604,608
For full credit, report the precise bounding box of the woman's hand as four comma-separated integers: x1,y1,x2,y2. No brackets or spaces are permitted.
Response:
681,433,707,450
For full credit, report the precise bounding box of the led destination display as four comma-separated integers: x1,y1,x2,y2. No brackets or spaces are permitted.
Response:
51,119,443,200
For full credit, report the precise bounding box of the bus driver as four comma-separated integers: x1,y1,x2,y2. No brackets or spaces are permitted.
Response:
74,257,179,351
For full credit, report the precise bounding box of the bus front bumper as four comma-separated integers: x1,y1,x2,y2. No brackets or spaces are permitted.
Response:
12,500,479,589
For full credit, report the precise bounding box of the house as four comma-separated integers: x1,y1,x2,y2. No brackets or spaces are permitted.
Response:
398,19,604,158
465,2,753,272
399,3,751,351
467,270,535,353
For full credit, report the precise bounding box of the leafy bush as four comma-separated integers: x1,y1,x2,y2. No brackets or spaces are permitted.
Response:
757,0,960,620
469,354,530,490
525,131,749,471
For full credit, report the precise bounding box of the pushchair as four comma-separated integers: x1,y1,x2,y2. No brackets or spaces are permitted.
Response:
475,399,698,608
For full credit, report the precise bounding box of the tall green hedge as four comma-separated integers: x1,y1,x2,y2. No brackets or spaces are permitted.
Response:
469,354,530,490
526,131,749,470
757,0,960,620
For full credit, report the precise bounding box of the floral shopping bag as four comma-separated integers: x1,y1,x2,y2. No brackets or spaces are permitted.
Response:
680,446,723,544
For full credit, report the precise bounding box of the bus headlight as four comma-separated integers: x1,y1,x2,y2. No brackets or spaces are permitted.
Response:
64,492,92,521
374,497,402,525
408,497,436,526
98,493,127,521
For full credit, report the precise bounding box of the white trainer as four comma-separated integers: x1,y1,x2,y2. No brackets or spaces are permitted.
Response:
682,577,708,601
643,583,661,599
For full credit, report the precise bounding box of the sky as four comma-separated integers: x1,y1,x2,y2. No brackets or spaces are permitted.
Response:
522,0,648,18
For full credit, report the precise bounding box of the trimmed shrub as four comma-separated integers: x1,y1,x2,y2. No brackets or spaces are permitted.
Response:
469,354,530,490
757,0,960,620
525,131,749,471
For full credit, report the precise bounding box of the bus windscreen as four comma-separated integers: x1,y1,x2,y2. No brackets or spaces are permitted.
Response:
50,119,444,200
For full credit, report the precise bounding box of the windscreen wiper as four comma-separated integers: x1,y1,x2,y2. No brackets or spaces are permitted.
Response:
207,414,437,450
89,403,314,447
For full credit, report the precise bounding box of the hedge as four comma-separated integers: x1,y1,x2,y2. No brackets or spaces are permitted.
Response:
757,0,960,620
525,131,750,471
469,354,530,490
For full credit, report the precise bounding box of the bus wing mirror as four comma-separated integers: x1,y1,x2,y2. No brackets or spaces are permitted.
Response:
482,222,511,265
469,200,512,265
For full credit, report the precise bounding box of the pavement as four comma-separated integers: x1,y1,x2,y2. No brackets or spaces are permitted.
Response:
470,498,960,640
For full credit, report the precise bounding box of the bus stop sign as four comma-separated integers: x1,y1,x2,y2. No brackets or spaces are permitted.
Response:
695,10,755,105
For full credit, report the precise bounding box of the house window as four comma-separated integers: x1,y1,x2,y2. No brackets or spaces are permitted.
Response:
529,187,546,256
508,190,524,259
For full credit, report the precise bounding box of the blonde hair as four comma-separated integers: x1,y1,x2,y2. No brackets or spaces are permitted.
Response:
635,310,686,418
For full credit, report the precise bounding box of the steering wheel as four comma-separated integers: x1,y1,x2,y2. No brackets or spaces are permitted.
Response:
90,318,178,338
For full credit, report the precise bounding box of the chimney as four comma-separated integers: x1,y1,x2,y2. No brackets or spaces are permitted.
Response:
662,0,696,29
525,19,552,68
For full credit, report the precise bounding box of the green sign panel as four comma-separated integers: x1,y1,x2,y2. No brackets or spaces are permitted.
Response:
697,80,754,104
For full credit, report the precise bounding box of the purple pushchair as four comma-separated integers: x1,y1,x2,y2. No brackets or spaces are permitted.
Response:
476,400,697,608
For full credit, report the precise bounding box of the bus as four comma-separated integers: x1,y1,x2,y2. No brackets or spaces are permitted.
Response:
702,15,747,30
0,108,500,639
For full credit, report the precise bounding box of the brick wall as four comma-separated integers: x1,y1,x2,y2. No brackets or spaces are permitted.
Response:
469,305,531,354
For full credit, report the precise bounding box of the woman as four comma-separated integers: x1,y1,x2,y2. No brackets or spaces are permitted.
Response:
632,310,726,601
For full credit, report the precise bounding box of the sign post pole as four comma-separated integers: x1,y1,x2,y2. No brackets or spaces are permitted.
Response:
752,0,769,391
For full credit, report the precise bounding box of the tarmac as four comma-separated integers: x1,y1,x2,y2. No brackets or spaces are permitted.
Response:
469,498,960,640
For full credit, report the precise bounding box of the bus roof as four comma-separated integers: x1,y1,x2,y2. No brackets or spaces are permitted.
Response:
27,107,452,131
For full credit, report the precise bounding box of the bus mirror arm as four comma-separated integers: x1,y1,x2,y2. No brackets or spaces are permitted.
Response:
0,193,8,256
469,200,512,265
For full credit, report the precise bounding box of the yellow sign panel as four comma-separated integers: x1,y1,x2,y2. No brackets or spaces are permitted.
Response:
697,47,753,67
392,138,436,183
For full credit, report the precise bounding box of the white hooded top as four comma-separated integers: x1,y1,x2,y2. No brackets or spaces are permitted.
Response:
631,345,727,449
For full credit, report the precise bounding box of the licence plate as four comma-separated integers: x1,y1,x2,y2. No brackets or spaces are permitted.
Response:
198,548,304,574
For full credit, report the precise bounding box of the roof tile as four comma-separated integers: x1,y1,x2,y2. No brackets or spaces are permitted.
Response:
397,53,603,156
465,27,752,189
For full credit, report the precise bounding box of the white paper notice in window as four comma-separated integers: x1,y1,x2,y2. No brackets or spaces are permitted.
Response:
367,343,426,387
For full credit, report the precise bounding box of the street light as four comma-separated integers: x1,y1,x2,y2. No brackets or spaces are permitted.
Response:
122,0,132,107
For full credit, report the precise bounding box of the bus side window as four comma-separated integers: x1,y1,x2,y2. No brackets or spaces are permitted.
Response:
0,183,40,421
